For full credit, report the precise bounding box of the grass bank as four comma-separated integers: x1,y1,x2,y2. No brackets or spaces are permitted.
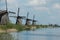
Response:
0,23,60,32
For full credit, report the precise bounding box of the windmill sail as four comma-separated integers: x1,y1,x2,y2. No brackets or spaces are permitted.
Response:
16,8,20,24
32,15,37,25
5,0,8,11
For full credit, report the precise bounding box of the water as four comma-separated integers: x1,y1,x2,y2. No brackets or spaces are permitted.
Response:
10,28,60,40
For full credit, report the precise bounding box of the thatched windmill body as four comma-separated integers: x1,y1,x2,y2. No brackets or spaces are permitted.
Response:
0,10,8,24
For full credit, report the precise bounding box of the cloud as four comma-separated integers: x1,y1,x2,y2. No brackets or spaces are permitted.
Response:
34,7,48,11
7,0,18,7
51,3,60,16
33,7,50,13
6,0,19,11
28,0,47,6
0,0,19,10
7,0,15,3
52,3,60,9
50,16,56,19
27,0,52,6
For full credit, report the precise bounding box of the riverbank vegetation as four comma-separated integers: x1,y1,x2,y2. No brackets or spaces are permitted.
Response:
0,22,60,32
0,23,24,32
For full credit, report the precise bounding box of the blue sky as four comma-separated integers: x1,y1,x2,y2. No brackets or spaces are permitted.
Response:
0,0,60,25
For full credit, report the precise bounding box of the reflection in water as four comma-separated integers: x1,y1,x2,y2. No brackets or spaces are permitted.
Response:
11,28,60,40
0,33,14,40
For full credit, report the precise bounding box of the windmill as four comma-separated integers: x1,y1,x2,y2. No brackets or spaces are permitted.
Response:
32,15,37,25
0,10,7,24
16,8,26,25
10,8,26,25
0,0,15,25
25,12,32,25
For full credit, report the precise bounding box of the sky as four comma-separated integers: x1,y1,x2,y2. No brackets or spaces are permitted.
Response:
0,0,60,25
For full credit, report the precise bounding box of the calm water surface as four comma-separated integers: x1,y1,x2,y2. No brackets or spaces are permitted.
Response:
10,28,60,40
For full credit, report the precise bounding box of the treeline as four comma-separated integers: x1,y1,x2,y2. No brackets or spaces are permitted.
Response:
36,24,60,28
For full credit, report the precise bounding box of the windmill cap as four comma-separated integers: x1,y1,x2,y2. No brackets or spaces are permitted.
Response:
17,16,26,18
33,20,37,22
0,10,7,14
26,19,32,21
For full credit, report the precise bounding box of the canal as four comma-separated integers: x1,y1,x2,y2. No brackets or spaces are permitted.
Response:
10,27,60,40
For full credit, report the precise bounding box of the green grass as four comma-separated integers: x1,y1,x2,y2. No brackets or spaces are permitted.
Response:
0,22,60,31
0,22,25,31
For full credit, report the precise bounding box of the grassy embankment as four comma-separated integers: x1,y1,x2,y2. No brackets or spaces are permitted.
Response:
0,23,60,32
0,23,24,32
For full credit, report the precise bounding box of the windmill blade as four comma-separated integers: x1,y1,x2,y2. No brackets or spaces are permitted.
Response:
9,16,17,18
27,12,29,18
5,0,8,11
5,0,16,14
33,15,35,20
25,12,32,21
8,11,16,14
32,15,37,22
17,8,20,16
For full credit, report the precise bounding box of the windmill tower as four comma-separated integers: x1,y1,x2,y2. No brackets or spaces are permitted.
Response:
0,0,15,25
25,12,32,25
32,15,37,25
10,8,26,25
